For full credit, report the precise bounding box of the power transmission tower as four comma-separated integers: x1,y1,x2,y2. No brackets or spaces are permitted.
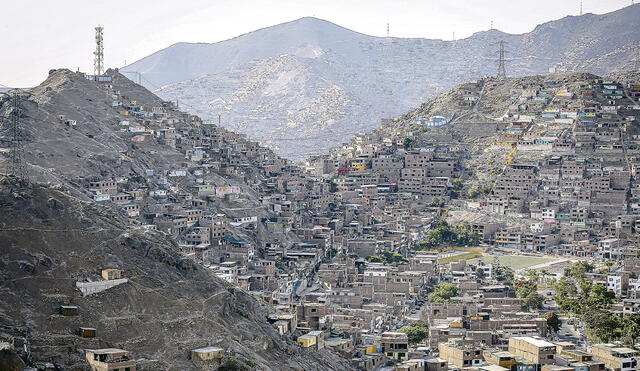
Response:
497,41,507,78
94,26,104,75
1,90,29,181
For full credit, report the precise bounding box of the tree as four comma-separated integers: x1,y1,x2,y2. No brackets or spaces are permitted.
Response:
516,280,538,299
403,138,414,150
525,270,540,284
382,251,408,264
327,180,338,193
544,311,561,333
428,283,459,303
399,326,429,345
365,256,383,263
523,292,544,311
585,310,620,343
622,314,640,346
494,264,515,285
453,221,482,246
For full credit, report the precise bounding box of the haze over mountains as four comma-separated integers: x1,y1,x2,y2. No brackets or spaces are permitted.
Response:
122,4,640,159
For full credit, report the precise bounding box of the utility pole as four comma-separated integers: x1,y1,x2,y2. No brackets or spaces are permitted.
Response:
94,26,104,75
497,41,507,78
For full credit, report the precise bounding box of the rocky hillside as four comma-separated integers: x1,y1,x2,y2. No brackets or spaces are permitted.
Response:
0,178,351,370
0,70,353,370
122,5,640,159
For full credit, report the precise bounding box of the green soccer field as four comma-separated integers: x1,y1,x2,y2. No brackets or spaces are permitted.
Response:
469,254,559,270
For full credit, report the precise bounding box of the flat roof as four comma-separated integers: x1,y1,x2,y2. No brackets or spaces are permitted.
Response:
86,348,129,354
513,336,555,347
192,346,223,353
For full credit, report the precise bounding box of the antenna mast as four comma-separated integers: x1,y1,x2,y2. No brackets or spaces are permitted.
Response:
497,41,507,78
94,26,104,75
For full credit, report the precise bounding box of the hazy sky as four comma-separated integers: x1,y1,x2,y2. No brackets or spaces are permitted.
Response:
0,0,633,87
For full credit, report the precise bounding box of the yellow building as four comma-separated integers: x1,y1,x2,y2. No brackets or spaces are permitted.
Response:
101,268,122,281
297,333,317,348
484,349,518,370
350,159,366,172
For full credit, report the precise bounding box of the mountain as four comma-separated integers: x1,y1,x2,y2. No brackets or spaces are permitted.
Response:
122,6,640,160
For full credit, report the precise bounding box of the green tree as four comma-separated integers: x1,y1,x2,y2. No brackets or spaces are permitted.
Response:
544,311,562,333
516,280,538,299
403,138,414,150
585,310,620,343
428,283,459,303
365,256,383,263
453,221,482,246
523,292,544,311
399,326,430,345
622,314,640,346
494,264,515,285
525,270,540,283
327,180,338,193
381,252,408,263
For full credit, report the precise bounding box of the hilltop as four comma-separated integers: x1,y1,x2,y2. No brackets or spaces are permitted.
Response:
122,5,640,159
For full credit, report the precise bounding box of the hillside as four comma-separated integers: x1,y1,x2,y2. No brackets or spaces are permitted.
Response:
0,69,355,370
122,5,640,159
318,70,640,232
0,178,351,370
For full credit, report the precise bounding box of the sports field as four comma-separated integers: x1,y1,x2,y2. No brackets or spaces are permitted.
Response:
469,254,559,270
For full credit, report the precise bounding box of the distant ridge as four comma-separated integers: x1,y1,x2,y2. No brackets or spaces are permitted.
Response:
123,4,640,159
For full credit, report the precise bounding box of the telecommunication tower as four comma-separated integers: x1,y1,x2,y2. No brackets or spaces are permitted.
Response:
580,1,583,16
94,26,104,75
386,23,389,38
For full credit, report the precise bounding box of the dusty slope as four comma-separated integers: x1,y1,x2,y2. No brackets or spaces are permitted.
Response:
0,178,352,370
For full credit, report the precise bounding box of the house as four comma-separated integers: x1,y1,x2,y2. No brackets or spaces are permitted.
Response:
85,348,136,371
101,268,123,281
191,346,224,361
508,337,556,367
439,341,485,368
79,327,97,338
380,331,409,361
591,344,639,371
